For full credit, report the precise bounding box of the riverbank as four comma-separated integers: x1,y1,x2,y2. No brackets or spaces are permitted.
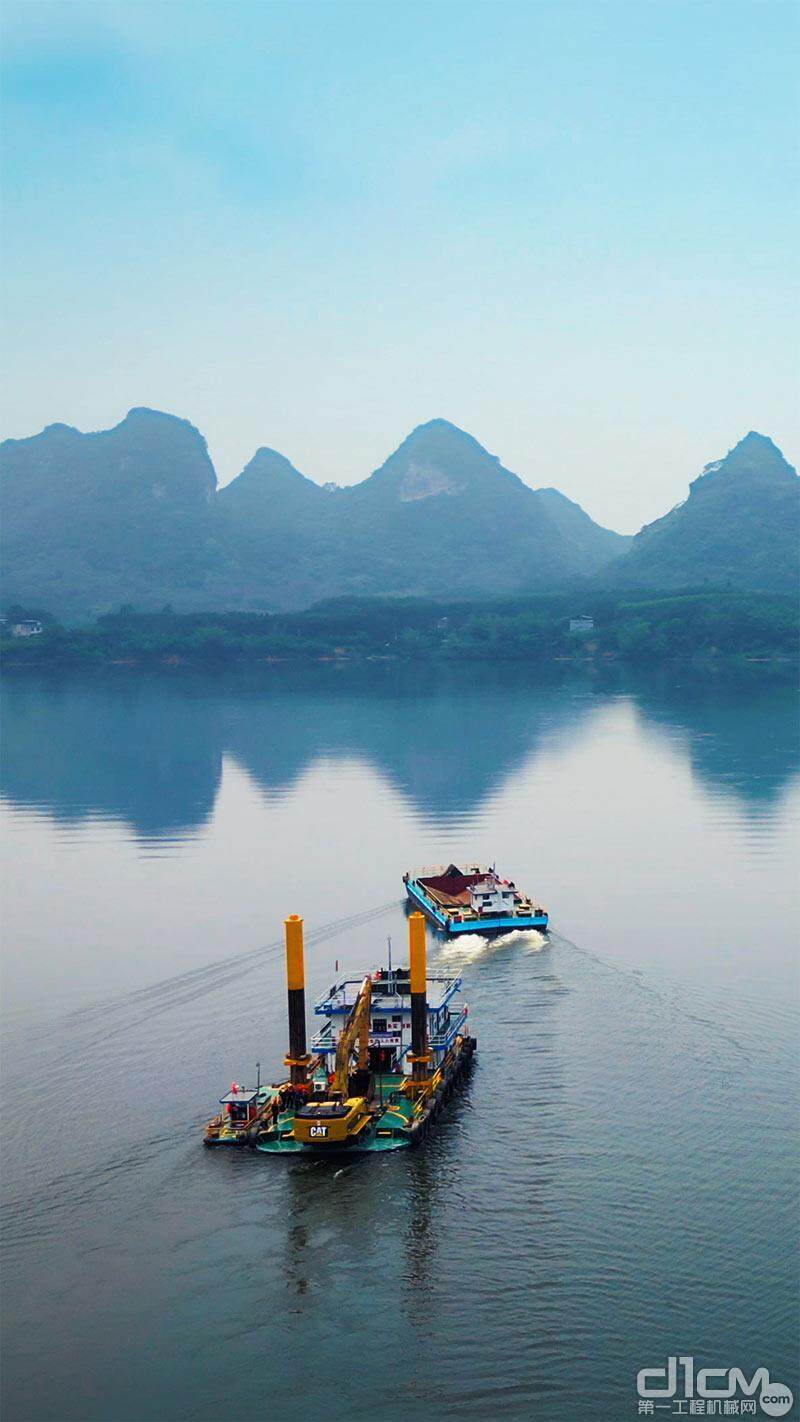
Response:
2,590,797,668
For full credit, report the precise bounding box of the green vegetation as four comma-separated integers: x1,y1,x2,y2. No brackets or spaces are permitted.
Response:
2,591,796,668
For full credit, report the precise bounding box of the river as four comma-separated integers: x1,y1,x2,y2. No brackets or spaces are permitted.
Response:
1,663,797,1421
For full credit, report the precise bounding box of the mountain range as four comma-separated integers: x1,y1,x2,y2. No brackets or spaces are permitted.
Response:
1,412,796,620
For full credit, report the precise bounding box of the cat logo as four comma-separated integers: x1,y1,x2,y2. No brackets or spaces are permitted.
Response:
309,1124,328,1138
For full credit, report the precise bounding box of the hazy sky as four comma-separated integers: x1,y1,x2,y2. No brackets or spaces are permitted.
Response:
1,0,797,532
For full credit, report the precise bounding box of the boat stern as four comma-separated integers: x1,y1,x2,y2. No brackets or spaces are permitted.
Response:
292,1096,373,1148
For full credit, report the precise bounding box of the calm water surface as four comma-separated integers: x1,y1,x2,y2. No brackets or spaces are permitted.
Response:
1,665,798,1422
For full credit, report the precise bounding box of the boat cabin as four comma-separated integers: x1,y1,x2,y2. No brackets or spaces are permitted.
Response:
311,970,467,1078
219,1088,260,1125
468,876,517,917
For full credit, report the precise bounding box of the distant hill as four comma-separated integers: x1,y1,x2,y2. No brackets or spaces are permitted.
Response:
533,485,626,565
602,432,799,593
0,408,223,618
1,411,629,620
217,420,630,606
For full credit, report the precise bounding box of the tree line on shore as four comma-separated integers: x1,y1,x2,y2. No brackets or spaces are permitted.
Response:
1,590,797,667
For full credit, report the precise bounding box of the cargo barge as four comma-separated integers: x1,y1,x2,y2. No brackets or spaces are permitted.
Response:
404,862,548,934
203,911,475,1153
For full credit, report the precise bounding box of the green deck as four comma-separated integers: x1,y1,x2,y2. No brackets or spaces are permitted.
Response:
255,1076,415,1154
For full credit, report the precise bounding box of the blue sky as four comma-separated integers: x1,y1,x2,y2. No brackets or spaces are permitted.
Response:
1,0,797,531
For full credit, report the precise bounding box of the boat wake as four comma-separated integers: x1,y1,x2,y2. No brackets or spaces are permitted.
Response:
435,927,548,965
68,899,404,1026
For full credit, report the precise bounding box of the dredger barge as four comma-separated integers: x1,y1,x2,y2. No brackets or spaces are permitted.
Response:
203,911,476,1153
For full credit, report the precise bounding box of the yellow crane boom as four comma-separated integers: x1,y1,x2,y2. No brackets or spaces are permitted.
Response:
331,975,372,1095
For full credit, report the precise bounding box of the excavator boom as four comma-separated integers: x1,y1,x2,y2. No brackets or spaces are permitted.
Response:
332,975,372,1095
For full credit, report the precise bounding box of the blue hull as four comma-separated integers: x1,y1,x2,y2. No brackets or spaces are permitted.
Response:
406,879,548,935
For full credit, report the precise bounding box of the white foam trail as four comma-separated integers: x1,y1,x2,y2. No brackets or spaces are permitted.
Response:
496,928,548,952
435,928,547,965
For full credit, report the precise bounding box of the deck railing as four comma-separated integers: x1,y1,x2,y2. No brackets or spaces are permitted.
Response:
429,1007,468,1048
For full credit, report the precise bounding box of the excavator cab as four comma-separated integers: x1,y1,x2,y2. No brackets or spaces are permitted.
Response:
293,1097,353,1145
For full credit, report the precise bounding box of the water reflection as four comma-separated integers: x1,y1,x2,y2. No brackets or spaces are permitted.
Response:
223,676,594,824
1,665,796,1422
1,665,797,840
0,675,220,837
403,1149,439,1309
628,671,800,809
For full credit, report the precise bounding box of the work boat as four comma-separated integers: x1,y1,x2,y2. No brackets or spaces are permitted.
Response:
404,862,548,935
203,912,476,1153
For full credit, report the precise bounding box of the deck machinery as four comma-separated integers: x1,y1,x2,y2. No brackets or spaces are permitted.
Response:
203,912,476,1153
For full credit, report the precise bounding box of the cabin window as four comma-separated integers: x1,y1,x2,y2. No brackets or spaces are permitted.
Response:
372,1017,386,1032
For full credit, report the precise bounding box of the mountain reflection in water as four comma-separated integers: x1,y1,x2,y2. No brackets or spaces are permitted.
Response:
2,664,797,839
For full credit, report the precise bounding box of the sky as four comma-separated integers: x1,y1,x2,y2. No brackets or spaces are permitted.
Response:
1,0,797,533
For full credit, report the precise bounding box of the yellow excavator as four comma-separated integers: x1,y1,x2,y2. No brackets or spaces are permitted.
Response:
292,975,376,1148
